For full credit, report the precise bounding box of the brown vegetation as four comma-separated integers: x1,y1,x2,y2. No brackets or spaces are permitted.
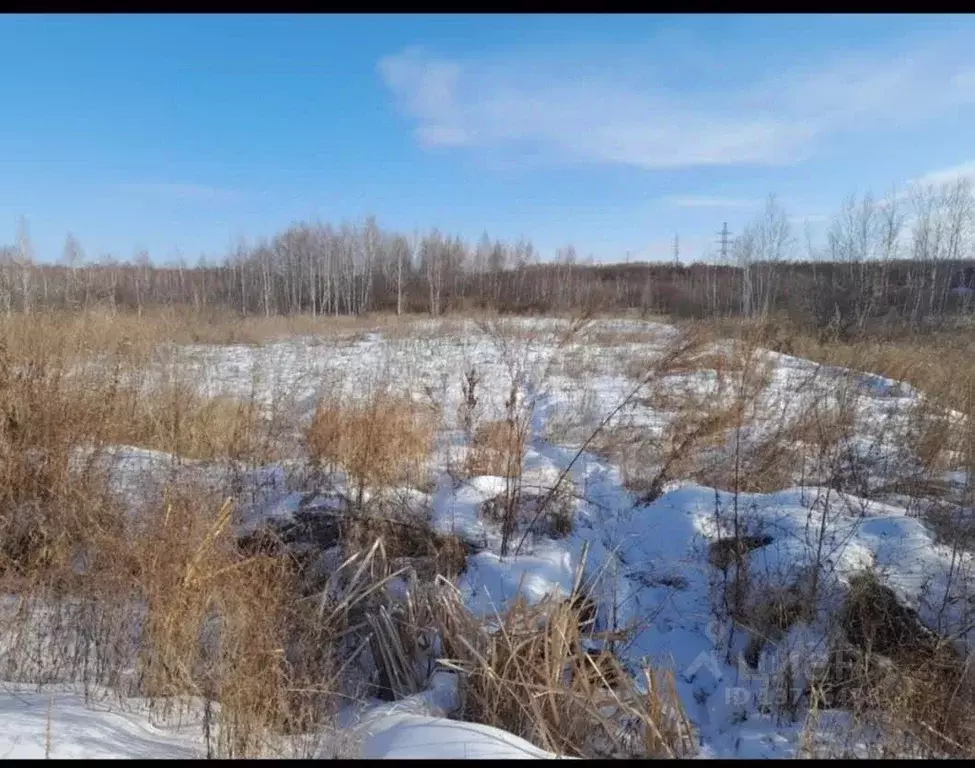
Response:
306,391,437,497
810,571,974,758
465,419,524,478
435,590,696,758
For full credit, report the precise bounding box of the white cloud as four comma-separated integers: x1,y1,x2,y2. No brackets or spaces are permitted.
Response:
378,47,811,169
914,160,975,187
378,34,975,172
663,195,762,209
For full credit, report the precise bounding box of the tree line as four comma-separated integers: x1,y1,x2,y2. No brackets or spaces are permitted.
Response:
2,181,974,338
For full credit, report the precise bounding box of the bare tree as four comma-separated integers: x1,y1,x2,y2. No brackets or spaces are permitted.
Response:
876,187,906,311
826,191,878,333
134,250,151,316
361,216,381,316
733,226,757,319
15,218,35,315
389,233,411,316
0,246,14,316
0,185,971,328
937,179,974,317
422,230,445,317
752,194,794,319
61,233,85,310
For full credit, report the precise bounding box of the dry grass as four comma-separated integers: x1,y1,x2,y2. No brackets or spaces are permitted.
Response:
620,328,758,384
601,327,782,499
133,492,310,755
786,332,974,413
0,310,279,464
725,313,975,420
795,334,971,488
335,503,472,582
681,316,974,500
0,309,732,759
430,588,696,758
107,385,271,462
686,317,975,755
582,326,669,349
0,312,343,756
0,481,428,757
808,571,975,758
1,489,328,757
465,419,524,478
0,307,432,362
306,391,437,496
731,317,974,520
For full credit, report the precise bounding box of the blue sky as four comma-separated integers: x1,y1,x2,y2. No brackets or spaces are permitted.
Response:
3,13,975,264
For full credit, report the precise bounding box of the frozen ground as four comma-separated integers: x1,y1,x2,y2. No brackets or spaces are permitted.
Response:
6,317,973,758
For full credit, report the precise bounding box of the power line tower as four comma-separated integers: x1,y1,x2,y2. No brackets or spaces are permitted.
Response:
673,234,680,267
717,222,732,263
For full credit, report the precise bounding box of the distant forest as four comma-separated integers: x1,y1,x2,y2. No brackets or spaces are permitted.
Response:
3,185,974,339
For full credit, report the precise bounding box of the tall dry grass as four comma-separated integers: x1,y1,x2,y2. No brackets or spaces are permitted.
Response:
586,324,781,500
799,570,975,758
0,311,343,756
306,390,437,502
1,306,425,354
406,583,696,758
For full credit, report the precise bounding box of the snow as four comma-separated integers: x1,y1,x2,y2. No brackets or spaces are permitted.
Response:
10,316,974,758
358,713,558,760
0,687,206,759
460,548,578,617
0,684,560,760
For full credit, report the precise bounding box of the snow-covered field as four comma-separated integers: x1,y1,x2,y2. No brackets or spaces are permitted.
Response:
3,317,972,759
